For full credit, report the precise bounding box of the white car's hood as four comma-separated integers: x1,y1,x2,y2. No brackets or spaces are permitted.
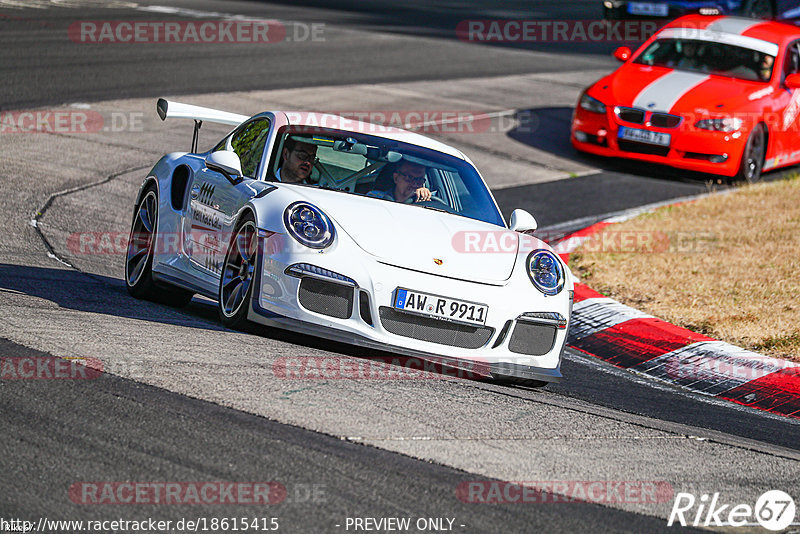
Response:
292,187,518,284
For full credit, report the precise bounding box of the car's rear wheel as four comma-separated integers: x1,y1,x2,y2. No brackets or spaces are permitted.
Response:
125,185,193,307
735,123,766,183
743,0,774,19
219,212,258,330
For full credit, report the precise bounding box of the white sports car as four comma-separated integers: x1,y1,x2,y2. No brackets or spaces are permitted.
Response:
125,99,574,386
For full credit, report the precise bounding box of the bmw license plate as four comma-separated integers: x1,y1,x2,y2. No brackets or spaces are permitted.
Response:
393,288,488,326
627,2,668,16
618,126,671,146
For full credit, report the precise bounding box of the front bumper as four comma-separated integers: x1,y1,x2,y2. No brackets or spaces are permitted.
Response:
571,105,746,177
248,236,572,383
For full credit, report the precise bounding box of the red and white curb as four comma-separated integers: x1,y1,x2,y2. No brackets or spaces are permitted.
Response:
553,221,800,420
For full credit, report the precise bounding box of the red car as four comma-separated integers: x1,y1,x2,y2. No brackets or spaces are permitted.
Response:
571,14,800,182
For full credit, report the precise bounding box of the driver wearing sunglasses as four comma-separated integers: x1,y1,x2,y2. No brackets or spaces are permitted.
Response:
277,137,317,183
368,160,432,203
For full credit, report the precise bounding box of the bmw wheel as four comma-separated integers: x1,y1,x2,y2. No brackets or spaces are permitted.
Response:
125,185,193,306
735,123,766,183
219,212,258,330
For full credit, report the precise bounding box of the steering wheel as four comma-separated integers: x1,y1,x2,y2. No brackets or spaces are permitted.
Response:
417,195,453,212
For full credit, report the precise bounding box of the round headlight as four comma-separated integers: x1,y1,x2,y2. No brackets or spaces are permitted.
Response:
283,202,334,249
526,250,565,296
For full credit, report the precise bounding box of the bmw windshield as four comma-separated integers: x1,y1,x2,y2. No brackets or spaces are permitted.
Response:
634,37,776,82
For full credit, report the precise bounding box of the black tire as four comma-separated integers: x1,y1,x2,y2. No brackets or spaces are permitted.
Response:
734,123,766,183
218,212,258,330
491,375,549,389
125,185,193,307
742,0,774,19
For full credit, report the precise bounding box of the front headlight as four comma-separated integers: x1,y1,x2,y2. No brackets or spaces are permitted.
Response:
579,93,607,114
694,117,743,132
283,201,334,249
526,250,565,296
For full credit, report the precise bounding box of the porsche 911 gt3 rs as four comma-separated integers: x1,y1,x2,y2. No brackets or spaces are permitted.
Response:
124,99,574,386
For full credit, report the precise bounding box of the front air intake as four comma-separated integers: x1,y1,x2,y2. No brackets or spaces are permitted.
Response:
298,277,354,319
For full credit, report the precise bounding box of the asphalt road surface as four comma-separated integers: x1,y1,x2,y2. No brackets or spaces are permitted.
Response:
1,1,799,533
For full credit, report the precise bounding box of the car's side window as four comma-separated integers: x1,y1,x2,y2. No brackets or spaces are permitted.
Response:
783,40,800,81
229,118,271,178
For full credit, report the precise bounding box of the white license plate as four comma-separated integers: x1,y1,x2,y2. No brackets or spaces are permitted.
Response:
618,126,671,146
627,2,669,16
393,288,488,326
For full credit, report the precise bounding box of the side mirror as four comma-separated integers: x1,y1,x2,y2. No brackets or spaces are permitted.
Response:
509,209,537,234
613,46,631,62
786,73,800,89
205,150,243,184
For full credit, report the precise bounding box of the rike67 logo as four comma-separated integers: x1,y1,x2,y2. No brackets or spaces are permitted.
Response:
668,490,796,531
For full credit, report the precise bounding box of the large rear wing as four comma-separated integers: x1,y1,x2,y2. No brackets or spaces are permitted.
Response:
157,98,249,152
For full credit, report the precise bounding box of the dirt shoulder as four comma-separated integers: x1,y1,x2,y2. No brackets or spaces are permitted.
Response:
570,176,800,363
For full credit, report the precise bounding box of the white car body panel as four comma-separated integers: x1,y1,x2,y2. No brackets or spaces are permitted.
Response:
132,100,574,384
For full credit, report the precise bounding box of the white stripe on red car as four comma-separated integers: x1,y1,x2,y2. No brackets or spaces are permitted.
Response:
632,71,709,113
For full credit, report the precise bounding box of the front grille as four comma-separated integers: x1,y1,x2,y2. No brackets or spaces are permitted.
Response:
615,107,645,124
617,140,670,156
298,277,354,319
616,108,681,129
379,307,494,349
650,113,682,128
508,321,557,356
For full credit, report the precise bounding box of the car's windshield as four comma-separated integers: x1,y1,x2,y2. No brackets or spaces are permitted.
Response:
271,128,505,227
633,38,775,82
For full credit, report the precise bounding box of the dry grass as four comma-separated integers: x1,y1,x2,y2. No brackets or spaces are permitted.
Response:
570,175,800,363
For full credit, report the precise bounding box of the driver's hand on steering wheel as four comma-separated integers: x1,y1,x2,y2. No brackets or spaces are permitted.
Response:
414,187,432,202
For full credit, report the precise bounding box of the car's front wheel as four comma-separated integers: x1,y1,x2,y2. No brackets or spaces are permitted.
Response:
735,123,766,183
219,212,258,330
125,185,193,307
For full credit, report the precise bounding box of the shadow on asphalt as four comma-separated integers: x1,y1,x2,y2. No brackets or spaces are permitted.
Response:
0,263,496,383
493,106,800,228
508,106,800,184
507,106,729,183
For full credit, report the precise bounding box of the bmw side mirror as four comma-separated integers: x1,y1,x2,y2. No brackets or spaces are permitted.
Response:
786,73,800,89
509,209,537,234
613,46,631,62
205,150,243,184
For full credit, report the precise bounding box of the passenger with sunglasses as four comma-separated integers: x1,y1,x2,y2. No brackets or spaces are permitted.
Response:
277,137,317,183
367,160,432,203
